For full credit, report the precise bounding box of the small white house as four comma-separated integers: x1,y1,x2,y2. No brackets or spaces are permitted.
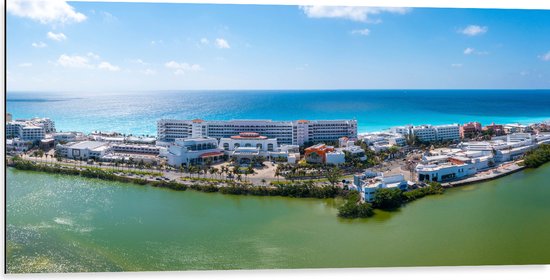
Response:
326,150,346,165
352,174,409,203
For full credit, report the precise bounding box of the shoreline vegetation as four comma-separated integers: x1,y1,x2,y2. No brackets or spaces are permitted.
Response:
337,182,445,218
7,157,345,199
523,144,550,168
7,144,550,219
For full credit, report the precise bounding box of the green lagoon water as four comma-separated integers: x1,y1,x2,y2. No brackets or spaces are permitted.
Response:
6,165,550,273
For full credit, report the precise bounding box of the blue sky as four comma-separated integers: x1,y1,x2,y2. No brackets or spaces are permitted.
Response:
6,1,550,91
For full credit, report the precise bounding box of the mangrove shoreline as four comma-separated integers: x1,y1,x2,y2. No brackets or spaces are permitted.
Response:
8,145,550,219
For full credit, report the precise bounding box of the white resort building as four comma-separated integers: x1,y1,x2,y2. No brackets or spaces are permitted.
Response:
6,120,48,142
167,137,225,167
351,172,409,202
157,119,358,146
51,132,87,143
111,144,161,155
56,141,112,160
416,132,550,182
390,124,460,142
337,137,367,161
30,117,56,133
219,132,300,164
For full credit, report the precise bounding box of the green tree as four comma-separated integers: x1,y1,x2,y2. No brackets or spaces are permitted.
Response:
324,167,343,187
337,190,374,218
372,188,403,210
388,145,400,159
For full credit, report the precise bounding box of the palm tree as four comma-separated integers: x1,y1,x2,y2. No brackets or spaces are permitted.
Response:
274,169,281,182
128,157,134,172
191,165,199,179
388,145,400,159
210,167,219,180
179,165,185,175
219,166,226,179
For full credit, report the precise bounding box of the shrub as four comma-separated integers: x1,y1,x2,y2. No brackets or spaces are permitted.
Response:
524,144,550,168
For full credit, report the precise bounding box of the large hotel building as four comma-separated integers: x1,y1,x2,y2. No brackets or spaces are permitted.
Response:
157,119,358,146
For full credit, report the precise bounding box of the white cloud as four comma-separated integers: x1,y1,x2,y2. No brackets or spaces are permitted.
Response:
540,51,550,61
31,41,47,48
174,69,186,76
300,6,410,23
98,61,120,72
18,62,32,67
464,47,475,55
87,52,100,60
459,25,488,36
451,63,463,68
56,54,118,71
296,64,309,71
463,47,489,55
47,31,67,41
165,60,203,75
101,11,117,22
7,0,86,24
200,38,209,45
215,38,230,49
130,59,148,65
57,54,92,68
150,40,163,45
351,28,371,36
142,69,156,75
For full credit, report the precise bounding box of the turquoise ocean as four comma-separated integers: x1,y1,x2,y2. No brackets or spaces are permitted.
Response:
7,90,550,135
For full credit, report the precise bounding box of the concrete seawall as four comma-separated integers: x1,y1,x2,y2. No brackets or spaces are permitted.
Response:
442,162,526,188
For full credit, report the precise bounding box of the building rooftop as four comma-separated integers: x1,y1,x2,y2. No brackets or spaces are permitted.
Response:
67,141,109,150
230,132,269,140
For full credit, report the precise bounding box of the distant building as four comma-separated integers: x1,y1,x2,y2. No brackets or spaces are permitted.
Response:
157,119,358,146
56,141,112,160
219,132,298,163
504,123,531,134
52,132,87,143
390,124,460,143
351,173,409,203
39,139,55,150
6,117,55,141
304,143,335,164
167,137,224,167
6,121,45,141
125,136,156,145
338,136,357,148
219,132,278,153
111,143,161,155
390,126,412,136
6,138,32,153
30,117,55,133
416,158,477,182
325,150,345,165
483,123,505,136
6,113,12,122
460,122,482,139
389,135,407,146
341,145,367,161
